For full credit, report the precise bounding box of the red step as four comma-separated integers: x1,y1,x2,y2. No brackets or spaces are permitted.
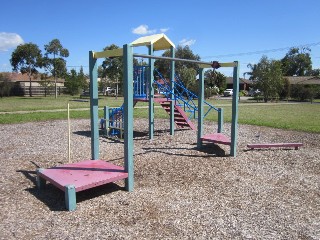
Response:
158,101,195,130
247,143,303,150
201,133,231,145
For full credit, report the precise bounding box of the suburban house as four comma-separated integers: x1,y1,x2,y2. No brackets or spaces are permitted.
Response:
1,72,65,96
226,76,320,91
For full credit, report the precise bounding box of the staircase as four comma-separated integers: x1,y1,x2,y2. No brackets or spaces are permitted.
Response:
156,99,196,130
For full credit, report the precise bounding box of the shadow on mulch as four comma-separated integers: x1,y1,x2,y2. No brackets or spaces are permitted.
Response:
142,143,226,158
17,163,126,212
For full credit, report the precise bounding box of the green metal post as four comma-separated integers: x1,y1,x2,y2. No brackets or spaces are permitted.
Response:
197,68,205,149
218,108,224,133
230,61,240,157
170,46,175,135
123,44,134,191
148,44,154,139
36,168,46,190
65,184,76,211
89,51,99,160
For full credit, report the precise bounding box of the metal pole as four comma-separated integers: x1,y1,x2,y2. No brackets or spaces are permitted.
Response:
148,44,154,140
230,61,239,157
68,103,71,163
170,46,175,135
197,68,205,149
133,53,220,66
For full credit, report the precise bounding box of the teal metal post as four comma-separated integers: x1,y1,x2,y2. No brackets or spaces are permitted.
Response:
89,51,99,160
218,108,224,133
197,68,205,149
170,46,175,135
123,44,134,191
65,184,76,211
230,61,239,157
148,45,154,139
36,168,46,190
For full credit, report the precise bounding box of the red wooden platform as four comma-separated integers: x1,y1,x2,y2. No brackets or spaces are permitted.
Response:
38,160,128,192
247,143,303,150
201,133,231,145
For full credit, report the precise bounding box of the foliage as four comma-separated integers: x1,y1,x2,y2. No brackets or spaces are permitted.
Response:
280,77,291,100
177,67,197,93
0,74,24,97
290,84,317,102
247,56,284,102
64,68,87,95
155,45,200,78
204,69,226,93
306,68,320,76
10,42,42,97
281,47,312,76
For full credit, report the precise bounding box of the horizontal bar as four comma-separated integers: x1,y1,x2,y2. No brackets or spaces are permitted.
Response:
133,54,236,68
93,48,123,59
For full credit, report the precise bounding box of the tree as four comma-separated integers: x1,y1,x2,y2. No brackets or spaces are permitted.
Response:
248,56,284,102
10,43,42,97
155,45,200,78
64,69,87,96
281,47,312,76
44,39,69,98
39,73,54,97
306,68,320,76
204,69,226,93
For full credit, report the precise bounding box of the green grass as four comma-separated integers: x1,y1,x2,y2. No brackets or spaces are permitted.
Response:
0,96,319,133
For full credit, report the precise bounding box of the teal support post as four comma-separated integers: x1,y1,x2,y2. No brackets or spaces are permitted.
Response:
230,61,240,157
65,184,76,211
170,46,175,135
89,51,99,160
197,68,205,149
148,44,154,140
123,44,134,191
218,108,224,133
103,106,109,135
36,168,46,190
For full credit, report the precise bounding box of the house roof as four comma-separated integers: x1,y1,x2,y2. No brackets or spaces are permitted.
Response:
226,77,251,84
284,76,320,85
131,33,175,51
0,72,64,83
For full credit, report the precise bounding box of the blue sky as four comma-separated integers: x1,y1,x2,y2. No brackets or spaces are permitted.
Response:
1,0,319,77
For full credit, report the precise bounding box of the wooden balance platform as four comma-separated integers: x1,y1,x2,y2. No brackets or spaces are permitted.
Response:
247,143,303,150
37,160,128,211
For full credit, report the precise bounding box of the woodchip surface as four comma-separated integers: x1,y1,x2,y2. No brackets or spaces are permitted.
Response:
0,118,319,239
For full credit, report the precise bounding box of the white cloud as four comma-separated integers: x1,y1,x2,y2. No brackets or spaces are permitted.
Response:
160,28,169,33
179,38,196,47
132,25,157,35
0,32,24,52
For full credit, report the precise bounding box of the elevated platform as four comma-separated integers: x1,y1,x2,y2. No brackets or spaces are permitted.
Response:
247,143,303,150
201,133,231,145
37,160,128,211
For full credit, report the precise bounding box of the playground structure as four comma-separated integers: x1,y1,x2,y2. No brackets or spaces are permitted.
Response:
36,34,240,211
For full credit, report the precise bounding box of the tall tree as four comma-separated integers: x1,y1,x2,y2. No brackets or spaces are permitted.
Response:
248,56,284,102
281,47,312,76
204,69,227,92
44,39,69,98
10,43,42,97
155,45,200,78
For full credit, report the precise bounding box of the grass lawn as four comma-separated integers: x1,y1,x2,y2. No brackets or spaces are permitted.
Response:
0,96,319,133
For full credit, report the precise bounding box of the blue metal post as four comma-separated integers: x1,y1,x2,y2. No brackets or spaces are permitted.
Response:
148,45,154,139
103,106,109,135
123,44,134,191
218,108,224,133
197,68,205,149
170,46,175,135
230,61,239,157
89,51,99,160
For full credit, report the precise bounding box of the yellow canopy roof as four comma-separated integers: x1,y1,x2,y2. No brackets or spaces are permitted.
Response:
131,33,175,51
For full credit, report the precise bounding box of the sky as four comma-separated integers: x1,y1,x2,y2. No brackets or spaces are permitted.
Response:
1,0,320,77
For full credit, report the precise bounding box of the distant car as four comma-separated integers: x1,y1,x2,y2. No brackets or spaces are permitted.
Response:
223,89,233,97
